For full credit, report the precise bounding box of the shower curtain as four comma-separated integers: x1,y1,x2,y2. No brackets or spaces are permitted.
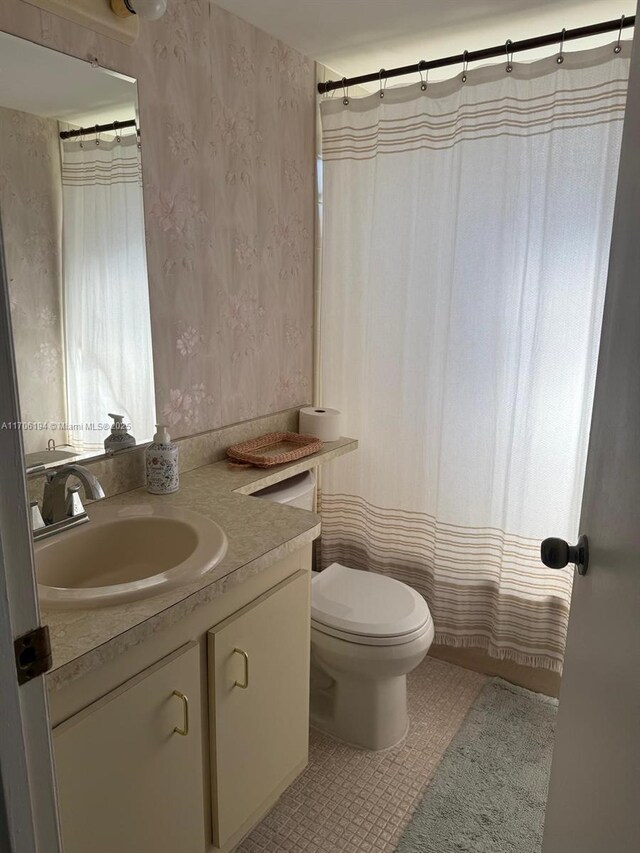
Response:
62,132,155,451
318,43,630,672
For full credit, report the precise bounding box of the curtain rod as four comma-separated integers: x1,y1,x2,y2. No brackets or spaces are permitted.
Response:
317,15,635,94
59,119,138,140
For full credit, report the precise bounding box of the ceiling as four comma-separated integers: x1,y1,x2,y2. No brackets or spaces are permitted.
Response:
0,31,137,127
213,0,635,84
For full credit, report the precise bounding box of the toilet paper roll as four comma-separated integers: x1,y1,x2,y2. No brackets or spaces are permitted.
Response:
299,406,342,442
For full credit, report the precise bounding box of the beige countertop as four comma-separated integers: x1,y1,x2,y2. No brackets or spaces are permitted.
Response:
43,437,357,690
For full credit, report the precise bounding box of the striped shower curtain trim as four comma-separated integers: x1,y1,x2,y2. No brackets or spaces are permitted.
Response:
319,492,571,672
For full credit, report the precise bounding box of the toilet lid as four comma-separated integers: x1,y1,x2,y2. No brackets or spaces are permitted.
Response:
311,563,431,639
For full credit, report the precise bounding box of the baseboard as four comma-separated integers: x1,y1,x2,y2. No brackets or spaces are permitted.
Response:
429,644,561,698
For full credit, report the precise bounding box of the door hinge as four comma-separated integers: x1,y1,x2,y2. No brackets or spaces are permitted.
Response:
14,625,53,685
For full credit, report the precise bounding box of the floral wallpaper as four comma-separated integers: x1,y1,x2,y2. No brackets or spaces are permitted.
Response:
0,106,66,454
0,1,315,437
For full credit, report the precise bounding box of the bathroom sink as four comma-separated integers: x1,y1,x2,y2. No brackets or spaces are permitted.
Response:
25,449,77,466
35,502,228,609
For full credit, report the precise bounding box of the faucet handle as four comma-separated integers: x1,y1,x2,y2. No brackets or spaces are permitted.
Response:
65,485,86,519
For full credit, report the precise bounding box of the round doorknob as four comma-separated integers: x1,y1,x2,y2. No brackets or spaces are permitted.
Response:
540,534,589,576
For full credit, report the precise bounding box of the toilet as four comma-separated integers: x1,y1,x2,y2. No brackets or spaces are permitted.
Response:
255,471,434,751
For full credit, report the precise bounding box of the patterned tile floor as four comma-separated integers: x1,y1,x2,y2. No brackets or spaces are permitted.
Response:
239,658,487,853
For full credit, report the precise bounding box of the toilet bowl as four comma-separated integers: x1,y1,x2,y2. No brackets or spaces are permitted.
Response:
310,563,433,750
254,470,434,751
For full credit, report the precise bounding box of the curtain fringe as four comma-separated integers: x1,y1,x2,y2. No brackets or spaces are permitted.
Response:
433,631,564,674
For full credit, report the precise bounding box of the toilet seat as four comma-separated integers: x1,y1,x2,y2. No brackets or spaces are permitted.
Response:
311,563,432,647
311,617,433,647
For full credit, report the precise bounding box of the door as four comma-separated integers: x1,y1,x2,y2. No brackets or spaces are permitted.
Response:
0,213,61,851
208,570,311,849
542,11,640,852
53,642,205,853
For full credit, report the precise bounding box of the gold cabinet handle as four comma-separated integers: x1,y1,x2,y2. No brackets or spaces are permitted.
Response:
172,690,189,736
233,648,249,689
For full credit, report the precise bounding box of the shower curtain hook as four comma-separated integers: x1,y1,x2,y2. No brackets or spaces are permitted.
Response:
556,28,566,64
461,50,469,83
379,69,387,98
342,77,350,106
113,119,121,144
614,14,625,53
94,124,100,147
79,128,84,150
419,63,428,91
505,39,514,72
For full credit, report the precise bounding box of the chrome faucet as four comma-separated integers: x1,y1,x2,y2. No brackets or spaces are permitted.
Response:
38,464,105,538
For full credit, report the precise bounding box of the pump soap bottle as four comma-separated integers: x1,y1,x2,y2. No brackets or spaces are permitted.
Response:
104,413,136,453
146,425,179,494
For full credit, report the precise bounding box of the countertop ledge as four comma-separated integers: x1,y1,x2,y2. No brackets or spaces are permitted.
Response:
44,437,358,691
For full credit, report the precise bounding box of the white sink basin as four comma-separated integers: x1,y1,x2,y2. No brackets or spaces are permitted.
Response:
25,449,77,466
35,502,228,609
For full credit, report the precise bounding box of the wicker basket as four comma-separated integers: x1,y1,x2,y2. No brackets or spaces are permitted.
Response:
226,431,323,468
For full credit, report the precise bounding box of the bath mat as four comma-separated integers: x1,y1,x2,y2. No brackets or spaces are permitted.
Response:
396,679,557,853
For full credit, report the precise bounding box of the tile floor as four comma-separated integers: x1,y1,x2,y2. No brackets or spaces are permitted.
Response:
239,658,487,853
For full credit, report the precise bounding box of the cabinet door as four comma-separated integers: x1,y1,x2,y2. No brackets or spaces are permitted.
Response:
53,642,205,853
209,570,310,848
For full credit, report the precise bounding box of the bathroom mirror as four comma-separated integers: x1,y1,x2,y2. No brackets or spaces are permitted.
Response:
0,31,156,470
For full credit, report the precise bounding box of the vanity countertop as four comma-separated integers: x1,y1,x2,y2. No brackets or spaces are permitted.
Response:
43,437,357,690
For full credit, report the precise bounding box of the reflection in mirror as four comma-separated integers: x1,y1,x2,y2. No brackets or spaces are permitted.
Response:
0,32,156,469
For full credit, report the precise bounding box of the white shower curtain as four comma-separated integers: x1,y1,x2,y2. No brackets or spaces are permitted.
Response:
62,132,155,451
318,44,629,671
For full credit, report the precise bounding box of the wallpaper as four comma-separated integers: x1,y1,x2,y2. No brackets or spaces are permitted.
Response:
0,1,315,437
0,106,66,454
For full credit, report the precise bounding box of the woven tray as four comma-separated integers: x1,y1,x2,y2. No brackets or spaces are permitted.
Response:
227,431,322,468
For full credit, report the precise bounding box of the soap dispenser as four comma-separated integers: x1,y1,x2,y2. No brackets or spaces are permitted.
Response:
104,413,136,453
146,424,179,494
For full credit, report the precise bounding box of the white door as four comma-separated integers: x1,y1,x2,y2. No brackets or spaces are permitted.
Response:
0,214,61,851
542,11,640,852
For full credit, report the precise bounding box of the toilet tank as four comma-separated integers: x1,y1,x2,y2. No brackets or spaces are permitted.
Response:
253,470,316,511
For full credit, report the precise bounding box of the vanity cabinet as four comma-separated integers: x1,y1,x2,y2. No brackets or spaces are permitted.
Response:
208,570,311,849
53,642,205,853
50,548,313,853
